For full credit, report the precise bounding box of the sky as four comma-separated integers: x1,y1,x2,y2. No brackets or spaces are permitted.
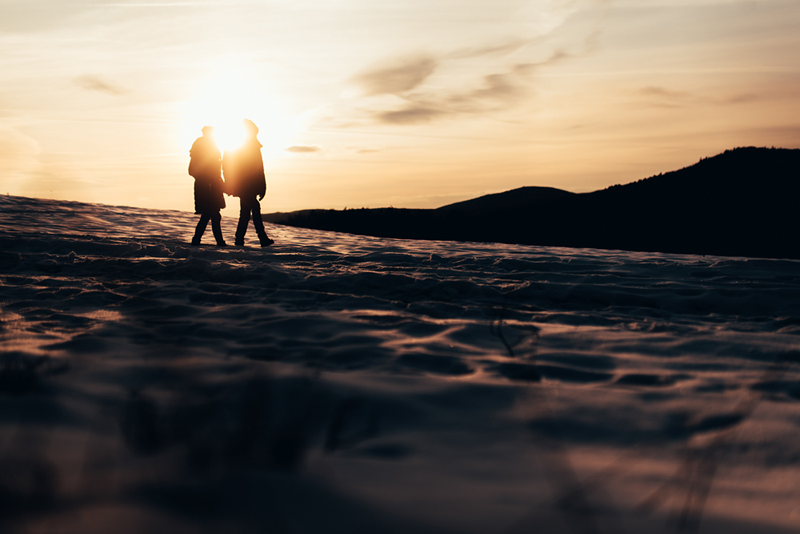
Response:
1,0,799,215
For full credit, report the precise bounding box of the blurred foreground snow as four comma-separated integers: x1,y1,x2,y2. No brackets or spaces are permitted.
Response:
1,195,799,533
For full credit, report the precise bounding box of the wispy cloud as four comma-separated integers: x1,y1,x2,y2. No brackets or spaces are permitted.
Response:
639,85,691,99
74,75,125,95
513,49,571,75
376,107,445,125
636,85,765,109
724,92,759,104
451,72,524,103
445,39,531,60
350,56,438,96
286,145,321,153
356,48,573,125
635,85,695,108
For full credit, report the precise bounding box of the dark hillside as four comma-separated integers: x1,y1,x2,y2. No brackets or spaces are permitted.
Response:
436,186,574,213
505,147,800,258
265,147,800,259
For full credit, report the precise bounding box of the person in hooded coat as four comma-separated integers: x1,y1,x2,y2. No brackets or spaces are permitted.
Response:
188,126,226,246
222,119,274,247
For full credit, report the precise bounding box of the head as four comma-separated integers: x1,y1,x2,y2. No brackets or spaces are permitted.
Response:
242,119,259,138
201,126,215,138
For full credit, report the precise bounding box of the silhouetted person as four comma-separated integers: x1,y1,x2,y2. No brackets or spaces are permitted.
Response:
222,119,274,247
189,126,226,246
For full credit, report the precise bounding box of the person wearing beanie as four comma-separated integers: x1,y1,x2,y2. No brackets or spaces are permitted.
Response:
188,126,226,246
222,119,274,247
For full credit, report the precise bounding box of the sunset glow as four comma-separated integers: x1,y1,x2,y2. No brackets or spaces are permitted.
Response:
178,62,304,155
1,0,799,215
3,4,800,529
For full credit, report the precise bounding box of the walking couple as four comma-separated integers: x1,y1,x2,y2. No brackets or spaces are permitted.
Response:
188,119,274,247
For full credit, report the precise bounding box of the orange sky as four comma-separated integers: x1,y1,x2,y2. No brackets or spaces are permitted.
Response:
2,0,799,216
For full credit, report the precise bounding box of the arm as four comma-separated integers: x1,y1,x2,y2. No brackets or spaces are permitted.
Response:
257,151,266,201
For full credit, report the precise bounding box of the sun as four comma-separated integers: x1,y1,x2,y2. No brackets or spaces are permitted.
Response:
179,75,252,154
178,61,306,157
207,118,247,154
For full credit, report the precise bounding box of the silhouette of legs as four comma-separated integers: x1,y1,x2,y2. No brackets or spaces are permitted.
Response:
192,214,210,245
193,212,225,246
235,197,272,247
210,212,225,246
251,204,269,243
234,201,250,246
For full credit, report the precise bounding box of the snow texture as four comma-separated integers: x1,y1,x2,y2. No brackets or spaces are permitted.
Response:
1,195,800,533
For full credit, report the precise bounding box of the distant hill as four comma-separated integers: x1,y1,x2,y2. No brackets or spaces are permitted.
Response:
436,186,575,213
264,147,800,259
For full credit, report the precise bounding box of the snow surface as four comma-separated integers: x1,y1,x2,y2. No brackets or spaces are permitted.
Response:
1,194,800,533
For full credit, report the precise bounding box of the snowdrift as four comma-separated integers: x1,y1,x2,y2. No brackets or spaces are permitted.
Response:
1,194,800,533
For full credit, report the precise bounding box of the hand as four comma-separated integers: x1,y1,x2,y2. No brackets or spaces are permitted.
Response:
258,194,264,201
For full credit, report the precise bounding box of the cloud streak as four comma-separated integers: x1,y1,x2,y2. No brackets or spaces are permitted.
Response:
351,48,573,125
636,85,768,109
74,75,125,95
286,145,321,153
639,85,691,100
376,107,445,125
445,38,532,60
350,56,438,96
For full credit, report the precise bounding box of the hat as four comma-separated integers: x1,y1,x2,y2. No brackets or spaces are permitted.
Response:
242,119,259,136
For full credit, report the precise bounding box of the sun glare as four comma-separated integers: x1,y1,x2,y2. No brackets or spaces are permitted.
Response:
212,119,247,153
179,61,307,158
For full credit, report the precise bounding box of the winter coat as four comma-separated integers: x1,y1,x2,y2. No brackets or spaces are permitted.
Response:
189,136,225,214
222,138,266,199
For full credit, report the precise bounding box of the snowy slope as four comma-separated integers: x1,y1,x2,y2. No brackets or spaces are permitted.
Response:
1,195,800,533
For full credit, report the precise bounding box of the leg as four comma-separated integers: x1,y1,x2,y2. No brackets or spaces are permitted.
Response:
192,213,211,245
235,197,252,246
250,199,273,246
210,211,225,246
